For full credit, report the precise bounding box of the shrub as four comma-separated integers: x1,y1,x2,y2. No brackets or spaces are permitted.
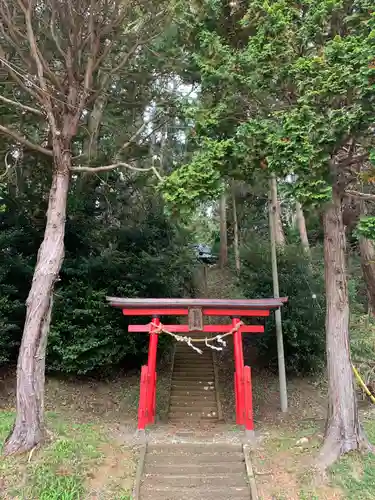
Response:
238,242,325,373
0,177,196,374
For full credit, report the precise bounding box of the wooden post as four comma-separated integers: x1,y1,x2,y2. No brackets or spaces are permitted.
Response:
219,192,228,268
232,317,245,424
244,366,254,438
138,365,149,430
269,174,288,412
147,316,159,423
203,264,208,297
232,182,241,274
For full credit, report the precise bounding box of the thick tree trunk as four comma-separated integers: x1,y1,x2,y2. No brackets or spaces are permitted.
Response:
319,186,371,468
232,183,240,274
4,160,70,456
219,192,228,268
270,175,286,247
359,236,375,316
295,201,310,254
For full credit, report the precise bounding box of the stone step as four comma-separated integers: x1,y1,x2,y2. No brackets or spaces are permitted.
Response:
168,418,219,424
170,384,215,390
172,375,214,381
140,485,250,499
169,397,217,405
144,462,246,475
173,365,214,371
143,473,247,488
170,391,216,397
171,380,215,394
148,443,241,451
174,355,213,360
168,413,219,421
170,383,215,389
173,365,213,371
169,407,218,416
170,393,215,400
145,452,244,465
173,361,213,366
168,407,217,414
174,355,213,365
171,381,215,387
174,350,213,355
169,395,216,403
140,489,249,500
173,363,213,366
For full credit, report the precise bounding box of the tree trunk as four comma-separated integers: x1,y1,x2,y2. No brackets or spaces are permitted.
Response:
358,200,375,316
359,235,375,316
83,93,106,160
4,160,70,456
295,201,310,254
319,186,371,468
270,175,286,247
232,183,240,274
219,192,228,268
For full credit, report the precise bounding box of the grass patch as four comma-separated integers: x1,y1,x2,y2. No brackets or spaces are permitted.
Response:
330,420,375,499
0,411,134,499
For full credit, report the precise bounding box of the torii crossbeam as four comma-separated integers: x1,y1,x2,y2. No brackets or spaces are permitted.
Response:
107,297,288,434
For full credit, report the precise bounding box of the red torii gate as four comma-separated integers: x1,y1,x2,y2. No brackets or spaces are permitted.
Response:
107,297,287,434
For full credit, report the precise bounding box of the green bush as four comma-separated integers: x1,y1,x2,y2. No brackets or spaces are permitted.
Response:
238,242,325,373
0,227,37,364
49,237,195,375
0,176,196,374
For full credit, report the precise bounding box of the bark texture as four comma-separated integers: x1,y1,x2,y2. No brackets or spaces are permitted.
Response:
359,236,375,316
4,160,70,455
270,176,286,247
232,184,240,273
219,192,228,268
295,201,310,254
83,93,107,160
319,186,371,468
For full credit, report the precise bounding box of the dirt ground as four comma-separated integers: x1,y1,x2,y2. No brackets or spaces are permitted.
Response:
1,351,374,499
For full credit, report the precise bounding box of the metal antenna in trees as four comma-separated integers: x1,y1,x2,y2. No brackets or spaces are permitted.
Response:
269,173,288,412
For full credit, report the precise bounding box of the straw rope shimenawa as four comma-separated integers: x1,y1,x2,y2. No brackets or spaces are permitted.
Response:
149,320,244,354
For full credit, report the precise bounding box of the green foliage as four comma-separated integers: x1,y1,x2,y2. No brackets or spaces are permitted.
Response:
0,172,196,374
239,243,325,373
49,204,195,374
354,216,375,240
0,191,41,364
161,138,232,212
171,0,375,203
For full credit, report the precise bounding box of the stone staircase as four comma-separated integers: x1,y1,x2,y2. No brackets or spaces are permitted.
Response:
137,339,252,499
168,343,219,423
139,443,250,500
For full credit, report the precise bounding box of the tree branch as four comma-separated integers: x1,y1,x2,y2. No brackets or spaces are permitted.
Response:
0,124,53,156
120,120,149,152
345,190,375,202
49,7,66,61
23,0,57,134
335,154,368,168
70,162,163,180
0,94,44,116
0,46,43,103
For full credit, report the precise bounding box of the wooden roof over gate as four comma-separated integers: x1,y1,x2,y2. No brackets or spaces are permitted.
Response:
106,297,288,310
